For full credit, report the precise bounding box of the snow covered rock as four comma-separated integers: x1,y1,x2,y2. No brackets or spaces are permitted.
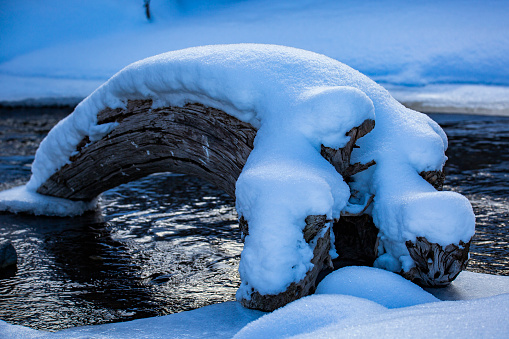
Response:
0,44,475,310
315,266,439,308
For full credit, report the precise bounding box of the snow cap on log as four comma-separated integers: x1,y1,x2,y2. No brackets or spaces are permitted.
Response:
0,44,475,307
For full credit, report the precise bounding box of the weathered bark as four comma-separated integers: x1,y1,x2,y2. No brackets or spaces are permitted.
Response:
240,215,333,312
38,100,257,199
303,215,331,243
403,237,470,286
37,99,376,311
320,119,376,181
420,170,445,190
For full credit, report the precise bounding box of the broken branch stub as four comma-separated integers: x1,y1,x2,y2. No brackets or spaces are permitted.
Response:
320,119,375,181
403,237,470,286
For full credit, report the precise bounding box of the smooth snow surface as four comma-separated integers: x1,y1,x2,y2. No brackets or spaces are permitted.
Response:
315,266,439,308
291,294,509,339
0,302,265,339
0,44,475,295
1,1,508,114
0,186,96,217
425,271,509,301
235,295,509,339
2,271,507,338
235,269,509,339
234,294,388,339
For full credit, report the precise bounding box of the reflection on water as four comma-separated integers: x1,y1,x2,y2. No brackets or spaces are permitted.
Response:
0,173,241,330
0,108,508,330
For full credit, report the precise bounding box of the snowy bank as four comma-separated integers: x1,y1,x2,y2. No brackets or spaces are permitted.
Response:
0,0,508,114
1,269,508,338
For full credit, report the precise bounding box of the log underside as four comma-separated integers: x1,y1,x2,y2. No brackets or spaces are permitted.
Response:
36,99,470,311
38,100,257,199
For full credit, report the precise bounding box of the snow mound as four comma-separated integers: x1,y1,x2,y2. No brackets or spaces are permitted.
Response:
315,266,439,308
236,269,509,339
234,294,387,339
0,44,475,296
292,295,509,339
0,186,96,217
235,292,509,339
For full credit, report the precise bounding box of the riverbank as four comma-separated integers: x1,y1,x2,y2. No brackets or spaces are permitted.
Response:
2,74,509,117
1,270,508,338
1,1,508,116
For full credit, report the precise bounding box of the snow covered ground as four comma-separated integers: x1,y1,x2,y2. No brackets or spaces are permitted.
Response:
1,0,508,115
1,268,508,338
0,1,507,337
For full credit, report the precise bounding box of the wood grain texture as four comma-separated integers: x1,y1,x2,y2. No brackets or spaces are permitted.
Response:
403,237,470,286
320,119,375,181
37,100,257,199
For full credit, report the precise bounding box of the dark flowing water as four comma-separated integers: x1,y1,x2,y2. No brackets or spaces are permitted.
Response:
0,107,507,331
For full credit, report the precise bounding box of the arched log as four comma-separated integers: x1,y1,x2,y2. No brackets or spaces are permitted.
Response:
36,99,375,311
34,98,468,309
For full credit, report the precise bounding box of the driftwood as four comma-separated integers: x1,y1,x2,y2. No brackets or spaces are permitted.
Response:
38,100,256,199
35,98,469,310
403,237,470,286
37,99,375,311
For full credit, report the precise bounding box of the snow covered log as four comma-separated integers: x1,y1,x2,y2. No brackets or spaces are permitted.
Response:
37,98,374,311
0,44,476,312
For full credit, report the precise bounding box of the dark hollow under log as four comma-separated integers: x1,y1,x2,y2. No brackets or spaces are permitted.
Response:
332,214,379,269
